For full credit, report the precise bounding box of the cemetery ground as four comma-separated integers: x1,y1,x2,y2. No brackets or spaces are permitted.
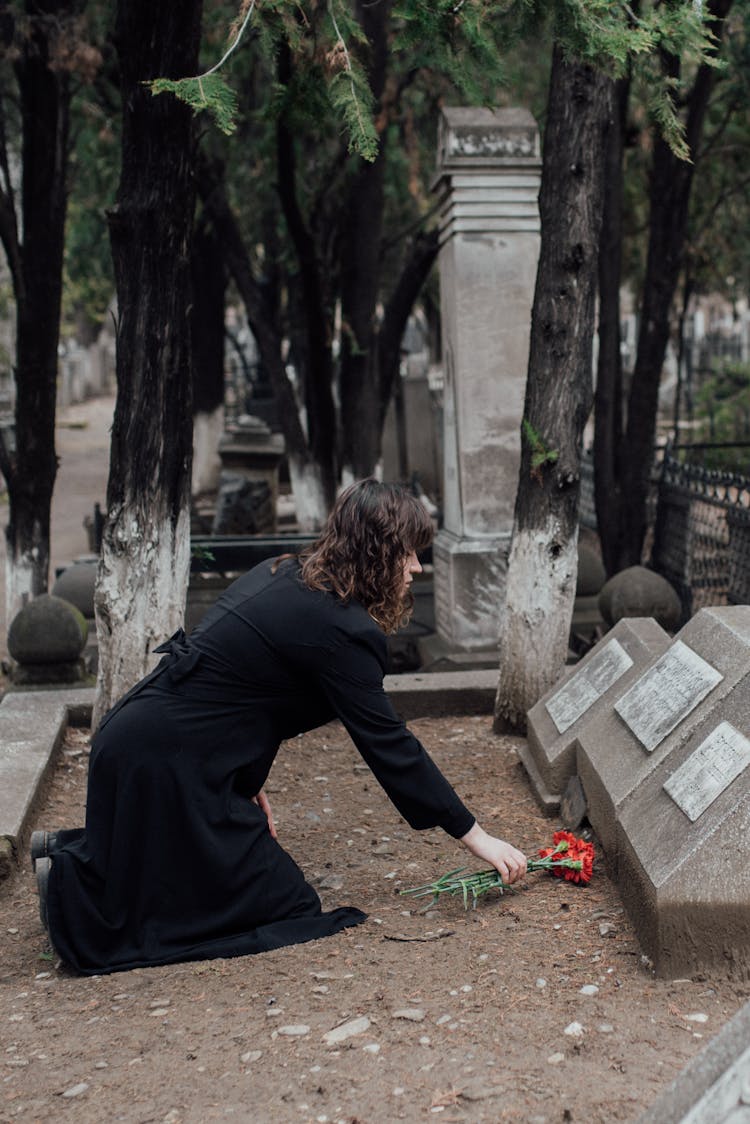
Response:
2,717,748,1124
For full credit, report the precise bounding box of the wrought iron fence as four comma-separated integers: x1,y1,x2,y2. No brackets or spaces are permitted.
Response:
651,444,750,622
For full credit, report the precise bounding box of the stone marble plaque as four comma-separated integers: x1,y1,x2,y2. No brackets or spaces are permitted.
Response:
663,721,750,822
545,638,634,734
614,640,723,753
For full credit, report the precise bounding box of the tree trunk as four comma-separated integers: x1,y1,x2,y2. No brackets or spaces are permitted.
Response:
616,0,733,569
1,0,71,627
94,0,202,726
494,46,612,734
338,0,390,481
196,155,330,530
594,75,629,577
276,41,337,505
376,228,439,435
191,210,226,497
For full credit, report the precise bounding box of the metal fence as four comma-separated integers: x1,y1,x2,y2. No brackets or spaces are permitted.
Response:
580,443,750,623
650,446,750,622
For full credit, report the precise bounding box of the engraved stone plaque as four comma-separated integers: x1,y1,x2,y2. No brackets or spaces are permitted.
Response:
545,638,634,735
663,721,750,822
614,640,723,753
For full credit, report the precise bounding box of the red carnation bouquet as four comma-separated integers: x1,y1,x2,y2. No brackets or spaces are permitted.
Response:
535,830,594,885
401,831,594,911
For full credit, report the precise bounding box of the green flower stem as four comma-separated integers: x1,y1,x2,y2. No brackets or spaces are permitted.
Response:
400,856,583,910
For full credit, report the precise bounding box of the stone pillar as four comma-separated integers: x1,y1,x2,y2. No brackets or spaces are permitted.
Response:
432,107,541,651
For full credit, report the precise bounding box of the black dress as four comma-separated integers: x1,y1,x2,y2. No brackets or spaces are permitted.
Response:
46,558,475,975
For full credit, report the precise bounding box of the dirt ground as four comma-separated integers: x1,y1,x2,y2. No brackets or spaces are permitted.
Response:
2,716,747,1124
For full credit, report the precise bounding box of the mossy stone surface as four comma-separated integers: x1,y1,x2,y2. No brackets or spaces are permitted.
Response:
8,594,88,665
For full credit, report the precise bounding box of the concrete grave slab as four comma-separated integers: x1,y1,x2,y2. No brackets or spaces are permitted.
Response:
637,999,750,1123
615,678,750,978
521,617,669,809
577,606,750,864
0,687,94,872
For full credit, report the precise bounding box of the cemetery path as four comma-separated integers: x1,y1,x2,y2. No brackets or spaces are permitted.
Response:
2,715,747,1124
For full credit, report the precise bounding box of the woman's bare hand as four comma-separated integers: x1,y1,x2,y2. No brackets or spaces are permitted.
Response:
459,823,527,884
252,789,277,840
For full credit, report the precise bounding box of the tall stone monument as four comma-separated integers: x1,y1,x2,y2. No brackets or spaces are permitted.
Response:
432,107,541,651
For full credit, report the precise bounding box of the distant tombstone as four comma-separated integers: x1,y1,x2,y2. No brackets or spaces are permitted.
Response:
217,414,284,533
521,617,669,808
212,474,273,536
598,565,682,632
7,594,88,685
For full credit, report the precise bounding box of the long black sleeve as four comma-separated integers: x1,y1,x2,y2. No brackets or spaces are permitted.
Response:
315,628,475,839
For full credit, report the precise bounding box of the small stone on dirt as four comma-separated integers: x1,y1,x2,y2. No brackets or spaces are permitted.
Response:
61,1082,89,1098
277,1025,310,1036
323,1016,371,1045
392,1008,425,1021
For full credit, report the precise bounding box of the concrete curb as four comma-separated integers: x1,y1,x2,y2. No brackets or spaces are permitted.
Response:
385,668,497,719
0,687,94,875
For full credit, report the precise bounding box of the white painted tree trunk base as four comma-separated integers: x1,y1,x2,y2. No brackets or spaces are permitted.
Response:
495,521,578,731
288,457,328,532
92,503,191,729
5,549,45,633
191,406,224,497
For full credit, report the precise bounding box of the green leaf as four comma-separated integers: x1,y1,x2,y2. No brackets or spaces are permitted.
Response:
146,74,239,136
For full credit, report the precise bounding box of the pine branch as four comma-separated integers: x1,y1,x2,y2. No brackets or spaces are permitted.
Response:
146,0,257,136
149,73,239,136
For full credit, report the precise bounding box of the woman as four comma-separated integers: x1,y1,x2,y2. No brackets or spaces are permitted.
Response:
35,479,526,974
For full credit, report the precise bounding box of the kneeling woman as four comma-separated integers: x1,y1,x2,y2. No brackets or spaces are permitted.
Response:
36,479,526,974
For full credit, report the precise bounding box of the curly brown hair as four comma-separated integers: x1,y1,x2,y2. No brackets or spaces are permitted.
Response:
299,478,435,633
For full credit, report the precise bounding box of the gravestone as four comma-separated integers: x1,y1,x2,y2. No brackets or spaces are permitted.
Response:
216,414,284,533
431,107,541,651
576,606,750,865
521,617,669,808
529,604,750,976
616,683,750,977
212,474,273,535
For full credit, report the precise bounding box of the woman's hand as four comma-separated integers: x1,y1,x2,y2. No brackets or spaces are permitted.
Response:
252,789,278,840
460,823,527,884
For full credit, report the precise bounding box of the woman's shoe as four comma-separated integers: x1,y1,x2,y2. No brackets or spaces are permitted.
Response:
36,856,51,931
30,830,59,869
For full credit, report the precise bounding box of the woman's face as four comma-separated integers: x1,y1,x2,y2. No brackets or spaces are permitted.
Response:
400,550,422,595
